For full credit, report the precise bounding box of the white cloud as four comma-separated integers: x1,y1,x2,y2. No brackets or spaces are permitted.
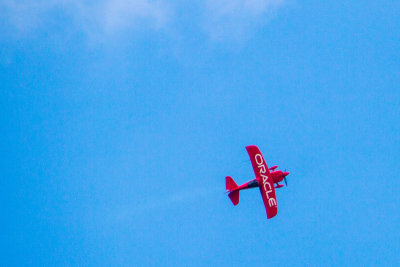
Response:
1,1,56,33
1,0,285,42
102,0,170,32
1,0,171,37
203,0,285,41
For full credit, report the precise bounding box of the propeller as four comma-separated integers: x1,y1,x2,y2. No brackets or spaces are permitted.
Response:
284,169,288,186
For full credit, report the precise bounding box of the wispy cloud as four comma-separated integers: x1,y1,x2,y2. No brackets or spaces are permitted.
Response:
1,0,171,37
102,0,170,32
1,0,285,42
203,0,285,41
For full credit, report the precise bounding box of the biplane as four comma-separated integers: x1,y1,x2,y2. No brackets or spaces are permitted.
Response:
225,145,290,219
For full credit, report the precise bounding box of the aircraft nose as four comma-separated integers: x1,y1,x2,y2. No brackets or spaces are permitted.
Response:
283,171,290,177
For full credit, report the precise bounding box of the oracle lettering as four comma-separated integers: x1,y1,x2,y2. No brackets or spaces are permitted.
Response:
269,198,277,206
255,153,277,207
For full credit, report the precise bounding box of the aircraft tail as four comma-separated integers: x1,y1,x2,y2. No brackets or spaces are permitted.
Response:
226,176,239,205
226,176,238,191
228,190,240,205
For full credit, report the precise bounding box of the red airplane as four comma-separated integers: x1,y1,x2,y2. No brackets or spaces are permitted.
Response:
225,145,290,219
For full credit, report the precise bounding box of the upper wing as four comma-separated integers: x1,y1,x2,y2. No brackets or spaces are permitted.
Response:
246,145,278,219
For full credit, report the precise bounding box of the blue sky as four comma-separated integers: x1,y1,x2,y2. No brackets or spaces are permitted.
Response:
1,1,399,266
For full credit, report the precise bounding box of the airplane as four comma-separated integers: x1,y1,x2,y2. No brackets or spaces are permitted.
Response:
225,145,290,219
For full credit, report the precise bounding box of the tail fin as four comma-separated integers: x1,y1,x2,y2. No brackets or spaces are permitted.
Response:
226,176,239,205
228,191,240,205
225,176,238,191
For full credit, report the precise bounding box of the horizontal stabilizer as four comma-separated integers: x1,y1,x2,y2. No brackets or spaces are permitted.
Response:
225,176,238,191
228,190,240,206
